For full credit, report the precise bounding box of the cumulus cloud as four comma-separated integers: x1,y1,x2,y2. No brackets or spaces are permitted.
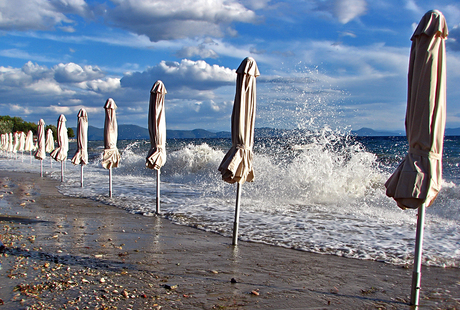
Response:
317,0,367,24
332,0,367,24
0,61,122,125
107,0,258,41
0,0,89,31
176,45,219,59
53,63,105,83
121,59,236,92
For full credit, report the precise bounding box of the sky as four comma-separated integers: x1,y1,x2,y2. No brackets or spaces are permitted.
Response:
1,0,460,132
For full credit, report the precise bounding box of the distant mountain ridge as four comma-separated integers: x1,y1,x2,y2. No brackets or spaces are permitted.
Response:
73,125,460,141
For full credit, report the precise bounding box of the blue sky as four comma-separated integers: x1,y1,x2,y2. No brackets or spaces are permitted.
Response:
1,0,459,132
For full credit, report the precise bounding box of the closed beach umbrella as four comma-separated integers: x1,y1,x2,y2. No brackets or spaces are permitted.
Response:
218,57,259,245
1,134,5,151
50,114,69,182
102,98,121,197
384,10,448,306
13,132,19,154
72,109,89,187
19,132,25,152
45,128,55,153
45,128,55,168
25,130,34,163
8,132,13,153
18,131,25,162
146,80,167,214
35,119,46,176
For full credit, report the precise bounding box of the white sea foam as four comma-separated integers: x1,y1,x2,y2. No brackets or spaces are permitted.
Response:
0,132,459,268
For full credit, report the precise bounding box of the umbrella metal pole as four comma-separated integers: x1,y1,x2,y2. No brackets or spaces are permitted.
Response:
410,203,426,306
30,151,32,164
81,165,84,188
156,169,161,214
60,161,64,182
40,160,43,177
232,182,242,246
50,156,52,168
109,168,112,198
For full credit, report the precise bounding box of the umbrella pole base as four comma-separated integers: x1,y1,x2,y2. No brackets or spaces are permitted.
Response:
232,183,242,246
109,168,112,198
156,169,161,215
410,203,426,306
410,271,421,306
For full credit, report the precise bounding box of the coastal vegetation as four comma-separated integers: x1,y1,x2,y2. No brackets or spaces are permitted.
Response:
0,115,75,139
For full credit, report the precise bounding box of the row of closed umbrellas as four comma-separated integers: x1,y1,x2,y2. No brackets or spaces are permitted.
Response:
0,10,449,307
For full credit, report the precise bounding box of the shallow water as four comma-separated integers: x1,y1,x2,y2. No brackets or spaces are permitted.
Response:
1,130,459,268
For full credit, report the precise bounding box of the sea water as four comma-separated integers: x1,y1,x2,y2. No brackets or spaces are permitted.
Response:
1,128,459,268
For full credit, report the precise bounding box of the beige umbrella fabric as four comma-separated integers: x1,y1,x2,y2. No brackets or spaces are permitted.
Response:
7,132,13,153
72,109,89,165
384,10,448,307
218,57,259,246
18,132,25,152
385,10,448,210
146,80,167,170
102,98,121,169
25,130,34,152
1,134,5,151
50,115,69,162
13,132,19,153
218,57,260,184
45,129,55,153
34,119,46,160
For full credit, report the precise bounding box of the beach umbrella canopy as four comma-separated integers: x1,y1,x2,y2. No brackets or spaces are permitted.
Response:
218,57,259,246
384,10,448,306
0,134,4,150
13,132,19,153
102,98,121,169
72,108,89,165
146,80,167,170
7,132,13,153
218,57,260,184
34,119,46,160
25,130,34,152
2,134,7,151
45,129,55,153
50,114,69,162
18,132,25,152
385,10,448,210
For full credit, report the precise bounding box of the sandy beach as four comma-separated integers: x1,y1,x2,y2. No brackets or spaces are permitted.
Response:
0,170,459,309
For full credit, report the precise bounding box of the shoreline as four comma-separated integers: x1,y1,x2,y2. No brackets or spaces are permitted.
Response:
0,170,459,309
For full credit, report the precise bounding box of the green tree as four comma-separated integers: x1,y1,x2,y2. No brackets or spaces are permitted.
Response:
67,127,75,138
0,119,13,134
0,115,38,135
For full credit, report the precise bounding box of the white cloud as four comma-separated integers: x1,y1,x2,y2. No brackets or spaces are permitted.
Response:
176,45,219,59
333,0,367,24
53,63,105,83
0,61,122,126
107,0,258,41
404,0,423,16
0,0,89,31
82,78,121,93
121,59,236,92
316,0,367,24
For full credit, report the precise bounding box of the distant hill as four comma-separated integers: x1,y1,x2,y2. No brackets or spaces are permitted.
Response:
445,127,460,136
351,127,404,137
351,127,460,136
72,125,460,141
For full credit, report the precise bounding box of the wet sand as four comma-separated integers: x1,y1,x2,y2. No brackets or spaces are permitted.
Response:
0,170,459,309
